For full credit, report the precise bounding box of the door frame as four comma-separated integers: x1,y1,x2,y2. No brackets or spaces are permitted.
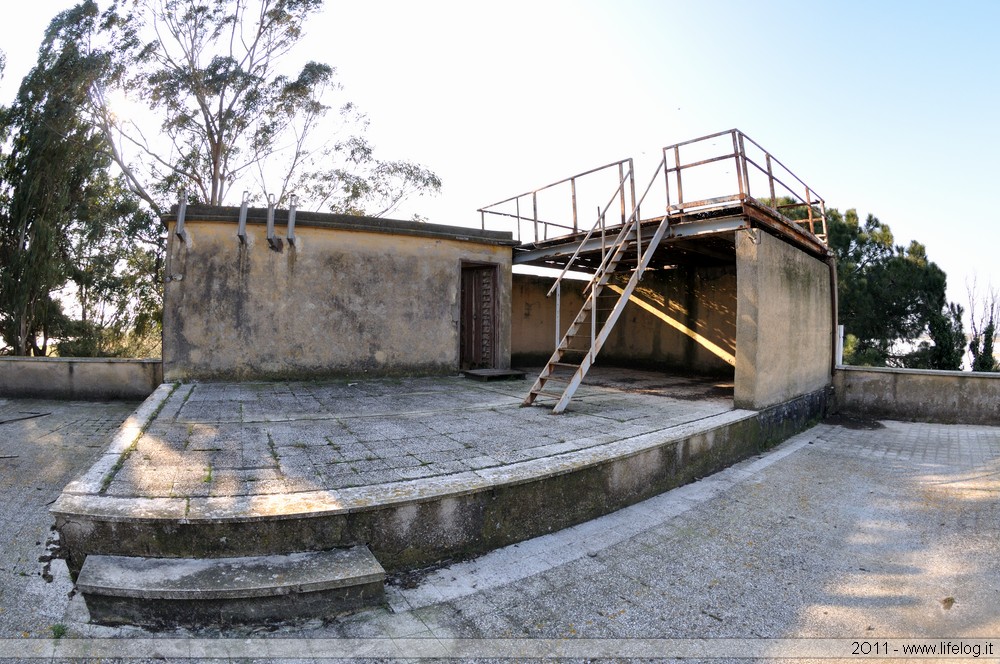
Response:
459,262,500,370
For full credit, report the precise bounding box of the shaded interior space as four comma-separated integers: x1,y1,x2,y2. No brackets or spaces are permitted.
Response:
491,130,834,414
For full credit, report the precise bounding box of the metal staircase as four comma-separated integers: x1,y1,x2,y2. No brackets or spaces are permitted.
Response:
493,129,831,414
523,161,672,413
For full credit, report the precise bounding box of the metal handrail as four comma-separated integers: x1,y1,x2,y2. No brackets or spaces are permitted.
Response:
660,128,827,240
478,158,635,243
545,165,636,297
481,129,827,250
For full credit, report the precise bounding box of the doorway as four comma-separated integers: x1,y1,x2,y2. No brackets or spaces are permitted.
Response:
460,264,499,369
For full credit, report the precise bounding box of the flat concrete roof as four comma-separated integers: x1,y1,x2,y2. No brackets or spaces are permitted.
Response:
163,204,518,246
55,368,735,521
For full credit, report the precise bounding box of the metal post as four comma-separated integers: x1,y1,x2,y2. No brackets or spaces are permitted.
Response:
629,158,637,221
515,198,521,243
805,186,814,234
175,189,188,241
738,132,750,199
765,154,776,206
663,149,672,211
836,324,845,366
618,162,626,226
532,193,539,243
287,194,298,246
590,289,596,357
599,206,606,260
571,177,578,233
732,131,745,200
636,208,642,267
674,146,683,210
555,283,561,350
237,191,249,244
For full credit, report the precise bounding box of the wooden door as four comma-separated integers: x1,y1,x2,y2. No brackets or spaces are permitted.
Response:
460,265,498,369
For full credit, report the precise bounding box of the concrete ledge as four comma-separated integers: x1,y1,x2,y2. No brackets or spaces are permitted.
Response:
834,365,1000,425
78,546,385,627
53,387,830,573
0,357,162,401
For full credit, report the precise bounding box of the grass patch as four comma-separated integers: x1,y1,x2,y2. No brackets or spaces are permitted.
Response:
51,624,67,639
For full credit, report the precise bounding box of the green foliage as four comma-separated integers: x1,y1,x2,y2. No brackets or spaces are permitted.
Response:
775,197,964,369
827,208,963,368
0,2,107,355
904,303,966,371
0,2,162,356
2,0,441,356
970,321,998,371
968,289,998,372
96,0,440,215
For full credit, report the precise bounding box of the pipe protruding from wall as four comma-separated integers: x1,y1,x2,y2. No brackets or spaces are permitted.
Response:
287,195,298,247
266,193,279,249
237,191,250,244
175,190,188,241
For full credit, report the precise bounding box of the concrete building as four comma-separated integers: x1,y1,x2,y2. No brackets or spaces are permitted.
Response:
53,129,844,626
163,129,835,416
162,207,517,382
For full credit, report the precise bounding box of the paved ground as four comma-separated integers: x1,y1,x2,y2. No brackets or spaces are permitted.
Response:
98,369,734,501
0,397,138,640
2,385,1000,662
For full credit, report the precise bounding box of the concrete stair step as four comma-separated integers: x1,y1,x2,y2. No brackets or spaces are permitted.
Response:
76,545,385,628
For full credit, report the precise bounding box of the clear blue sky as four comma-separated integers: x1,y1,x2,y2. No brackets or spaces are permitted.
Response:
3,0,999,318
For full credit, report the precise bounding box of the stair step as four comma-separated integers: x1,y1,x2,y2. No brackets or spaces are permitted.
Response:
531,390,567,399
77,546,385,628
550,362,580,369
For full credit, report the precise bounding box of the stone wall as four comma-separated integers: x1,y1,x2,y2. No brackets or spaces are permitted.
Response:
511,267,737,376
0,357,162,400
734,229,834,409
834,365,1000,425
163,206,515,381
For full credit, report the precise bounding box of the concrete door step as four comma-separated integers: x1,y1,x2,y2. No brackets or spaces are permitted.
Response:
76,545,385,628
462,368,526,381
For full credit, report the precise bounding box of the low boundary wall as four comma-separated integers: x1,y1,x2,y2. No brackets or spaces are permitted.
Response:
834,365,1000,425
0,357,162,401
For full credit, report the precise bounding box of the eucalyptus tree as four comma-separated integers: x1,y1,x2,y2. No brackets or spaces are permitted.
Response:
96,0,439,213
0,3,108,355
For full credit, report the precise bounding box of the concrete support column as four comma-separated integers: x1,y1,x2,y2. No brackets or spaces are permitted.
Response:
735,229,833,409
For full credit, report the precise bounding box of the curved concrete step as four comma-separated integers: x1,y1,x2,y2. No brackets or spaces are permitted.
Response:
76,545,384,628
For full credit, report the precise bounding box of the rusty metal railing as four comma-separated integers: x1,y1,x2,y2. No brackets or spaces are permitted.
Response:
479,129,827,245
662,128,827,241
477,159,637,244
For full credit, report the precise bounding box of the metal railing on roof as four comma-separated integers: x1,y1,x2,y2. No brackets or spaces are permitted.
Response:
478,129,827,245
477,159,637,244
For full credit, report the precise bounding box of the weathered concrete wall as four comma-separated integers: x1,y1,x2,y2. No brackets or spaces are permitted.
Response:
163,207,515,381
735,229,833,409
834,365,1000,425
511,268,737,375
0,357,161,400
511,274,586,365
